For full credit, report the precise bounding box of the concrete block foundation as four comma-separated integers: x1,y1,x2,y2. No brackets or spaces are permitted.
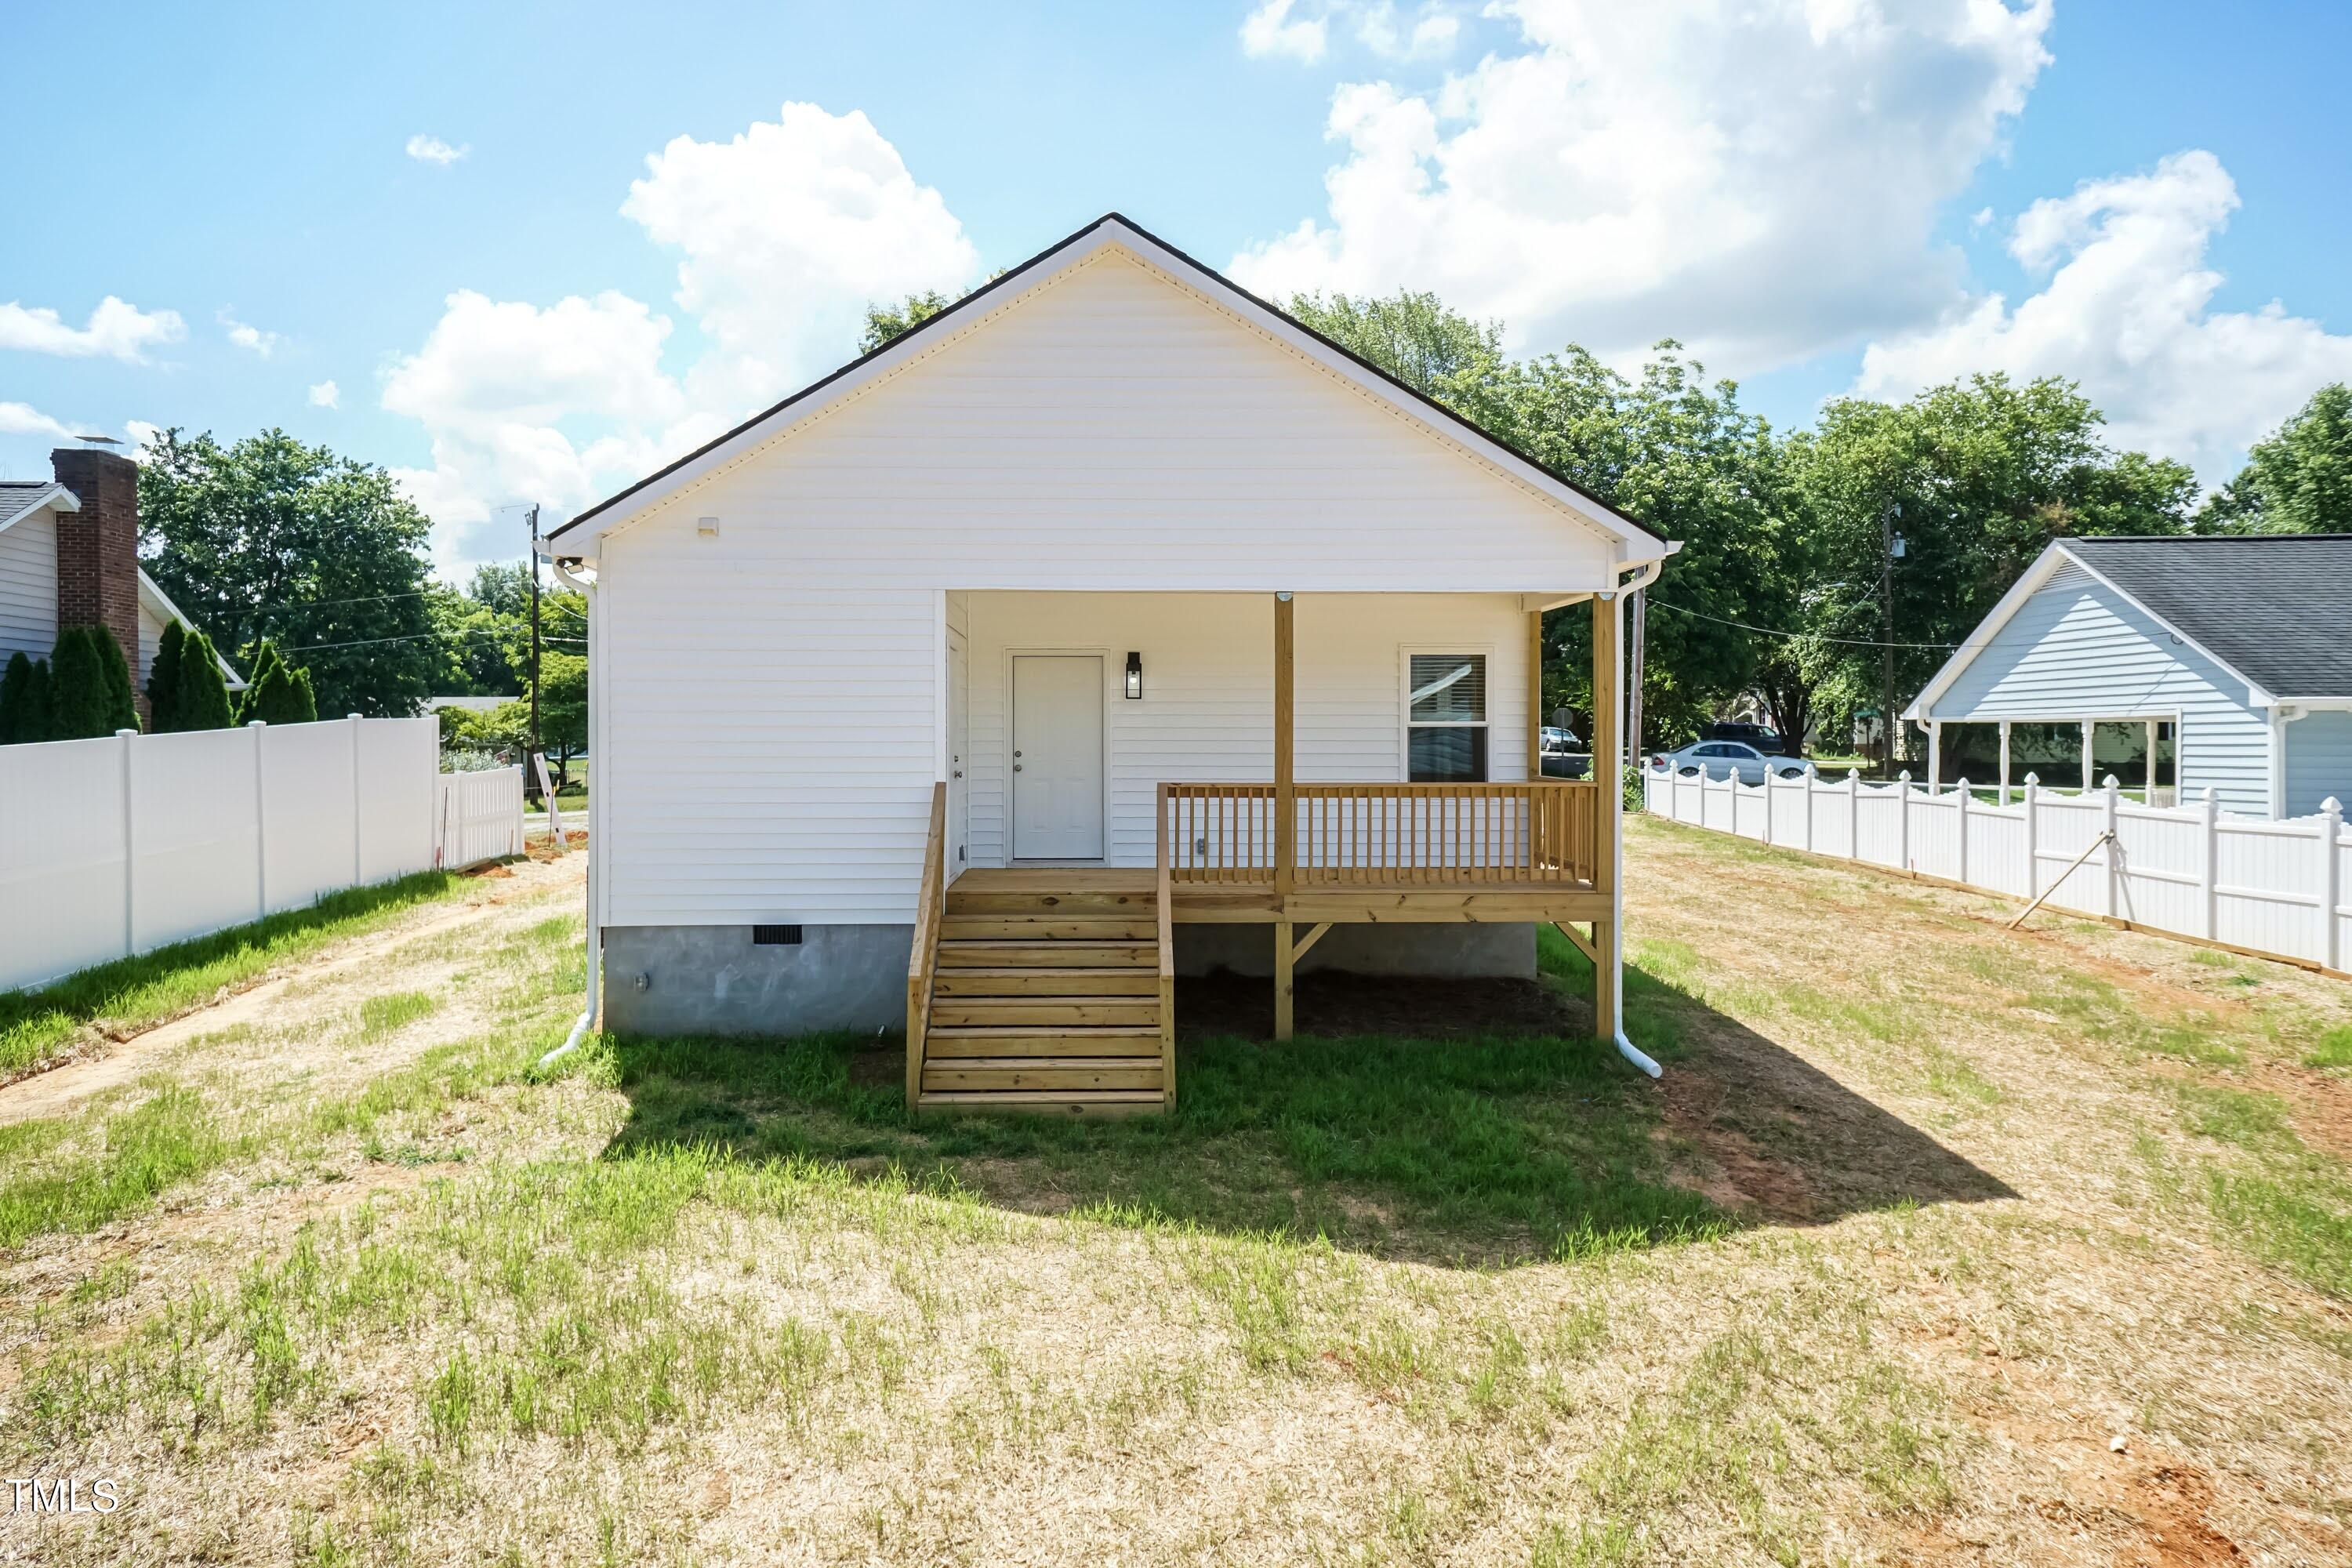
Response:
601,924,912,1036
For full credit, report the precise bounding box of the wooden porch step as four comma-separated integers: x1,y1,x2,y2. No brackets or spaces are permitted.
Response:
924,1026,1163,1058
929,996,1159,1027
936,939,1156,968
939,916,1156,941
922,1057,1165,1092
915,1090,1165,1118
946,889,1152,916
931,967,1160,996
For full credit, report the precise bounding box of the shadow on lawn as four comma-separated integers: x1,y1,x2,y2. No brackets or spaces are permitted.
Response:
598,938,2011,1268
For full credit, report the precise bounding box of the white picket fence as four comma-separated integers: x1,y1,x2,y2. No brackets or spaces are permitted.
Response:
1,717,526,993
1644,764,2351,975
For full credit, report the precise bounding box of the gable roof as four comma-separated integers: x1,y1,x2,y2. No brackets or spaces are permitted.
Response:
2062,535,2352,699
546,212,1670,557
1,479,244,688
0,481,80,533
1908,534,2352,719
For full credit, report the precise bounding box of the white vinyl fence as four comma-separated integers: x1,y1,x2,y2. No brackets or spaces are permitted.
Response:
1,717,526,993
1645,764,2350,976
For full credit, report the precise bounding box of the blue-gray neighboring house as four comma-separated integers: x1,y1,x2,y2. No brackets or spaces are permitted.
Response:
1906,535,2352,818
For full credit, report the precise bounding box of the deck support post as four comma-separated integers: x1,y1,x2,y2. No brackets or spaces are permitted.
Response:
1273,920,1295,1040
1273,591,1296,1040
1998,720,2012,806
1590,589,1621,1043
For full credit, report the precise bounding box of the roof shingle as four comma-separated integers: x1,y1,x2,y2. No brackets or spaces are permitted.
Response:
2065,534,2352,698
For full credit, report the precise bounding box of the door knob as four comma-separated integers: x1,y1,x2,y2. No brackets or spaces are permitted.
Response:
1014,764,1022,772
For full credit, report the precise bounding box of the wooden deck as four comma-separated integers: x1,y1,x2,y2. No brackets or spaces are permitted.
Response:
951,867,1608,924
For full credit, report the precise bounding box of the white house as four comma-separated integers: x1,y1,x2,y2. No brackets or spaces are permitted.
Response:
1904,535,2352,818
544,213,1679,1113
2,449,245,708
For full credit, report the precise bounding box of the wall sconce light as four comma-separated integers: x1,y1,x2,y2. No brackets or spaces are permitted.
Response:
1124,651,1143,699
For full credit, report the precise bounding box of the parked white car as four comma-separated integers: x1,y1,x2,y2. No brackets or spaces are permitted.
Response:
1541,725,1581,755
1650,740,1816,785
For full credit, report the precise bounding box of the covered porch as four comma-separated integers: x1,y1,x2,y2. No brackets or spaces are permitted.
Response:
906,587,1632,1114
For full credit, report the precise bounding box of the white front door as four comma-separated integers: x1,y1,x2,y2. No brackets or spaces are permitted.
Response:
1011,655,1104,860
948,628,969,873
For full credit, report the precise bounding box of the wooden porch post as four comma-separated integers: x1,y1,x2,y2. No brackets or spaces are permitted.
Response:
1527,609,1544,780
1590,590,1621,1041
1274,591,1297,1041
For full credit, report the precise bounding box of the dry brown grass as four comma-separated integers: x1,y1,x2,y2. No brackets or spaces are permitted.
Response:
2,820,2348,1566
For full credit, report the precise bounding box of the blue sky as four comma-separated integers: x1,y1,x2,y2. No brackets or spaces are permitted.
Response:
6,1,2350,575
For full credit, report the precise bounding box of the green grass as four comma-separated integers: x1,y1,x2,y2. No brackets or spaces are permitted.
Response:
2305,1025,2352,1070
0,869,476,1080
0,1085,227,1247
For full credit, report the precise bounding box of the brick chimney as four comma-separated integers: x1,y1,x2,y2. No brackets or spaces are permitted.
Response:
50,446,145,713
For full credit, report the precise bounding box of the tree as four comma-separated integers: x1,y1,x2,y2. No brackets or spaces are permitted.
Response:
173,629,237,731
240,638,318,725
0,652,49,745
137,428,438,717
147,620,187,731
2197,383,2352,533
1788,374,2193,758
1287,291,1504,398
46,629,118,740
861,290,955,353
91,627,139,733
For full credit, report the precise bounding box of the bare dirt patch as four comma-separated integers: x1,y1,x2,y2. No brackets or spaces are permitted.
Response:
0,855,582,1128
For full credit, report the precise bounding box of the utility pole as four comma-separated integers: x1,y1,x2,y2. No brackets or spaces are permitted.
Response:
1879,499,1901,775
527,503,543,806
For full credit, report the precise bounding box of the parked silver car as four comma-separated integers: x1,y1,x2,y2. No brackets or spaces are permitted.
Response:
1650,740,1816,785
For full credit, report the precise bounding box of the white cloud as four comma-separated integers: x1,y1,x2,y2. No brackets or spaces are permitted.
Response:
307,379,340,408
1856,150,2352,484
383,103,975,575
1242,0,1328,61
381,289,703,568
1232,0,2053,374
620,101,977,408
1243,0,1459,62
0,401,78,441
219,308,281,358
0,296,186,361
405,133,468,166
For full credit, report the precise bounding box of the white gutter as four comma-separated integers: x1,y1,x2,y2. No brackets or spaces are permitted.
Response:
1609,557,1664,1078
537,549,601,1072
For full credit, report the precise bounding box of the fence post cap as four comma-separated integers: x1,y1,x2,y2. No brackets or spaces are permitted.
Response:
2024,771,2040,786
1846,767,1860,781
2202,785,2218,802
1897,770,1911,783
114,728,137,738
347,713,364,721
2103,774,2122,791
1955,776,1971,790
246,719,266,728
2325,796,2345,817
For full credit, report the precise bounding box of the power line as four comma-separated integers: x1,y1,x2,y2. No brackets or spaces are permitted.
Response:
280,625,582,655
1648,597,1994,652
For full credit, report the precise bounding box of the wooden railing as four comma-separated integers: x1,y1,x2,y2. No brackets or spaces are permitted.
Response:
1155,785,1178,1107
904,782,947,1105
1161,780,1600,886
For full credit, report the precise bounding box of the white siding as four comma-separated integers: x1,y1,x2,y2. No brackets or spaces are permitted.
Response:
1931,561,2273,815
961,593,1530,869
595,253,1613,928
599,525,938,924
2284,710,2352,818
0,508,58,663
613,252,1616,593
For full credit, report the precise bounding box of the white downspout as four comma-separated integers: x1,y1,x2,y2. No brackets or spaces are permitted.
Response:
539,549,601,1070
1610,558,1664,1079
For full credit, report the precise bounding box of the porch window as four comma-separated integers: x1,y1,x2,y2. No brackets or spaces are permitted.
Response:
1406,653,1489,782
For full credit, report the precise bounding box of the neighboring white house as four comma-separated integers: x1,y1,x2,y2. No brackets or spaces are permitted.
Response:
1905,535,2352,818
544,212,1679,1111
1,459,245,702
